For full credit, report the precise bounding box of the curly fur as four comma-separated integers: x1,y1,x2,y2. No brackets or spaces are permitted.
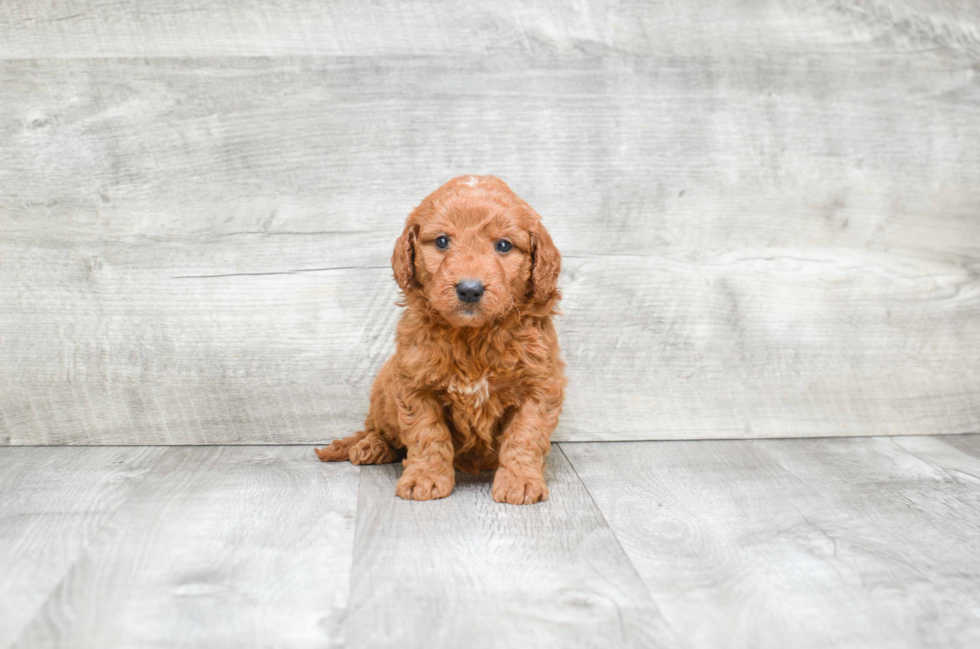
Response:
315,175,566,504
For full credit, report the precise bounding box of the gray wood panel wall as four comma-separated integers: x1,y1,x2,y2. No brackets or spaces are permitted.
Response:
1,1,978,444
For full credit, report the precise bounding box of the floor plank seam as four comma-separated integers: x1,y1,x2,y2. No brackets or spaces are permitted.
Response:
553,443,681,639
341,464,365,649
893,437,980,492
6,448,170,649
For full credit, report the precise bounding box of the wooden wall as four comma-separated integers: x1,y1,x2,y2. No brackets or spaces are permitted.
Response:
1,1,978,444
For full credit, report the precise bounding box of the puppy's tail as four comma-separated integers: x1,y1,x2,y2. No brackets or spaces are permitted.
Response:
314,430,368,462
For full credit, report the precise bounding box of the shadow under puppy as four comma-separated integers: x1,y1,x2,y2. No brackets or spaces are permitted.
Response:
316,175,566,504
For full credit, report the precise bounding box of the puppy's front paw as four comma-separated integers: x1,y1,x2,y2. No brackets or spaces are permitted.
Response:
492,466,549,505
395,467,455,501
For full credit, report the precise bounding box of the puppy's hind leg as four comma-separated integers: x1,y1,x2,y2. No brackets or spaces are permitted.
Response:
348,428,400,465
314,430,368,462
315,418,399,464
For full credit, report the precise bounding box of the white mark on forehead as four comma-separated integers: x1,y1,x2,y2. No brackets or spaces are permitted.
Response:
448,377,491,406
464,176,481,187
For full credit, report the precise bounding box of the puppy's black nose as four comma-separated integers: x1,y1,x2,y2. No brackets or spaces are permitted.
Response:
455,279,485,304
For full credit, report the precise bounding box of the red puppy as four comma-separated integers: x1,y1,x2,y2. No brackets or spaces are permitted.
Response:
316,175,565,504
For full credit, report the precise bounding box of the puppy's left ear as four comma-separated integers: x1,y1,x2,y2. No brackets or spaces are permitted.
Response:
528,218,561,311
391,223,419,292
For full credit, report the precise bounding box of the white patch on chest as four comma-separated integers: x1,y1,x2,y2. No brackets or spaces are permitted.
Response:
447,377,491,406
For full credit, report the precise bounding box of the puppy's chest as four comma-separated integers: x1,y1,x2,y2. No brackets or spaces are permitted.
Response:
435,363,520,413
426,336,533,414
442,375,496,409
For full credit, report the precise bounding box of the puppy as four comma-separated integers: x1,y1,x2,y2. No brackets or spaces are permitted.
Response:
316,175,565,504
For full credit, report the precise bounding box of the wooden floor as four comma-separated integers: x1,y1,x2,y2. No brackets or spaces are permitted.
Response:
2,435,979,648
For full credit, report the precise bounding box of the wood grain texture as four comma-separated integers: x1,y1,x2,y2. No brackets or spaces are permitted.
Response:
1,0,978,59
345,446,678,648
9,447,360,649
2,437,979,647
1,49,978,444
941,432,980,460
561,435,980,648
2,3,979,444
0,446,164,649
756,435,980,647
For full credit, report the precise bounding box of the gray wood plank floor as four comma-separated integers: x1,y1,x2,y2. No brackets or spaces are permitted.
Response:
10,447,360,649
0,447,164,647
346,448,676,649
563,436,980,649
2,436,979,648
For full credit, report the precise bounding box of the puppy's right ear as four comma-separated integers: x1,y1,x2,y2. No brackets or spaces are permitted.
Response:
391,223,419,291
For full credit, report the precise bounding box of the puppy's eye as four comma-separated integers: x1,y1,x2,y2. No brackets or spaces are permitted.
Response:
495,240,512,253
435,235,449,249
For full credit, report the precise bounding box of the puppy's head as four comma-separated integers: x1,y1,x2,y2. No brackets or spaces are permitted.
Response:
392,175,560,327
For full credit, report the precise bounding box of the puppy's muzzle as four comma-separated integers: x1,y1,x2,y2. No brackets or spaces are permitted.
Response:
455,279,485,304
